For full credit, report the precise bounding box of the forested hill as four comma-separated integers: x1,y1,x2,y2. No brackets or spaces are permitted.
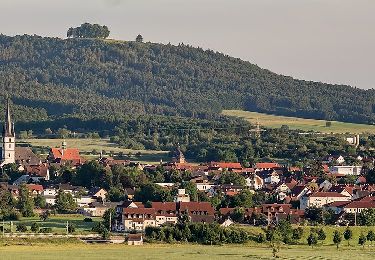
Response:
0,34,374,125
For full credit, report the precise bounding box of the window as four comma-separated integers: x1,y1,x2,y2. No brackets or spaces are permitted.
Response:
9,144,11,148
9,138,11,142
8,153,10,158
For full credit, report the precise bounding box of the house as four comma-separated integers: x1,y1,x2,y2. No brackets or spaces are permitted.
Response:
122,208,157,232
127,234,143,245
255,162,280,171
174,189,190,202
179,202,215,223
15,147,42,167
208,162,242,171
152,202,178,226
26,184,44,196
80,201,122,217
89,187,107,201
330,166,362,176
300,192,350,210
13,175,45,185
244,174,263,190
48,141,83,166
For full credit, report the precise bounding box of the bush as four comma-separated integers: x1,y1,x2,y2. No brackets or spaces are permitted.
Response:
68,223,76,233
30,222,40,233
317,228,326,240
257,233,266,243
292,227,304,240
39,227,53,233
16,223,28,232
83,218,93,222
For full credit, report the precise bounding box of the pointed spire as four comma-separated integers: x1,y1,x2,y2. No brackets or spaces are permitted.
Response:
3,97,14,137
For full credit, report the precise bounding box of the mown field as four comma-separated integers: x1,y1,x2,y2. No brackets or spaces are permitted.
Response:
0,242,374,260
7,215,102,235
223,110,375,134
18,138,170,164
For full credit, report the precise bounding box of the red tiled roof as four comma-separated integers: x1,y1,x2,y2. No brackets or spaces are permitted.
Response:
51,148,81,161
255,162,280,169
25,165,49,178
26,184,43,192
326,201,351,207
123,208,155,215
344,201,375,209
179,202,215,215
309,192,349,198
152,202,177,212
209,162,242,169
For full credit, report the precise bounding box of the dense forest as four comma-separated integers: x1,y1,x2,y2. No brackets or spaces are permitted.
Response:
0,33,374,128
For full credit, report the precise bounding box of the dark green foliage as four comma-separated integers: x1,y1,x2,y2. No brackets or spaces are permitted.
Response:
34,194,46,208
367,230,375,245
39,227,52,233
67,23,110,39
257,232,266,243
333,230,342,249
68,223,76,233
17,184,35,217
292,227,304,240
134,183,173,203
358,208,375,226
55,190,77,213
307,232,318,247
30,222,40,232
16,223,27,232
0,33,374,133
343,227,353,245
146,223,248,245
317,228,326,241
84,218,93,222
359,233,366,248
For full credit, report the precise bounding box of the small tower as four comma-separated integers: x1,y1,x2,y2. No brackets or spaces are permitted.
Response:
2,98,15,165
172,144,186,164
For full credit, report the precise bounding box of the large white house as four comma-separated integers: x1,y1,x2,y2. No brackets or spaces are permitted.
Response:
330,165,362,175
300,192,350,210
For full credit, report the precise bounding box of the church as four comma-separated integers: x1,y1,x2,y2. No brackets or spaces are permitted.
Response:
1,99,16,166
0,99,41,167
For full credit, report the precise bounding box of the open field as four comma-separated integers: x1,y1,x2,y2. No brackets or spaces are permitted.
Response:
18,138,170,164
0,242,374,260
8,215,102,235
223,110,375,134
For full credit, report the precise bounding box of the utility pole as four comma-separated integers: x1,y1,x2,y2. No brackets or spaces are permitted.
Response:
2,219,4,237
109,211,112,232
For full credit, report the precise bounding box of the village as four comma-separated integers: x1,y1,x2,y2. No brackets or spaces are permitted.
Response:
1,100,375,246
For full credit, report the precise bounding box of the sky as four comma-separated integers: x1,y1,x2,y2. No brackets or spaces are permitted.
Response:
1,0,374,89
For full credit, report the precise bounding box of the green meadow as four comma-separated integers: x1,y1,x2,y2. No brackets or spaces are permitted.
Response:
223,110,375,134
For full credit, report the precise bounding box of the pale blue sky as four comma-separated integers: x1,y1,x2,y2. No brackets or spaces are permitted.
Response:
1,0,374,89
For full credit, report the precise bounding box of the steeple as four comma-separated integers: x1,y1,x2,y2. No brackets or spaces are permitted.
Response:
3,98,14,137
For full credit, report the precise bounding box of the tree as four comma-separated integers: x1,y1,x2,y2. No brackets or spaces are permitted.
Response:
359,233,367,248
31,222,40,232
367,230,375,245
257,232,266,243
67,23,110,39
307,232,318,248
317,228,326,241
16,223,27,232
55,190,77,213
333,230,342,249
343,227,353,246
68,222,76,233
358,208,375,225
40,210,51,221
136,34,143,43
292,227,304,240
102,208,115,230
17,184,35,217
34,194,46,208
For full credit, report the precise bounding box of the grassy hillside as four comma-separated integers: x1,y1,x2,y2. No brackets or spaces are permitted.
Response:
223,110,375,134
1,34,375,128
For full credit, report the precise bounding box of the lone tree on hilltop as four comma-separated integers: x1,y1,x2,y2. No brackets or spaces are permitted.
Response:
136,34,143,43
67,23,110,39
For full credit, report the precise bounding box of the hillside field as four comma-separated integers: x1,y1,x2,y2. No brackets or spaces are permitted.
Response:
223,110,375,134
18,138,170,164
0,243,374,260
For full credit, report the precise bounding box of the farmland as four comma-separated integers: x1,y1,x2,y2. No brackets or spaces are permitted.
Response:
223,110,375,134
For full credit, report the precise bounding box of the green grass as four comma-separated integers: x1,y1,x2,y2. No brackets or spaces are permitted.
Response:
0,242,374,260
18,138,171,164
223,110,375,134
8,215,101,234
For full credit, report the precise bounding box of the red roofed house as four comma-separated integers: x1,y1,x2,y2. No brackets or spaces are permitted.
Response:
208,162,242,170
26,184,44,196
121,208,156,232
343,201,375,214
179,202,215,223
255,162,280,170
300,192,350,210
48,141,82,166
152,202,178,226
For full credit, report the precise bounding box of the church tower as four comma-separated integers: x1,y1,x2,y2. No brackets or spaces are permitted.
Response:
1,99,15,165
